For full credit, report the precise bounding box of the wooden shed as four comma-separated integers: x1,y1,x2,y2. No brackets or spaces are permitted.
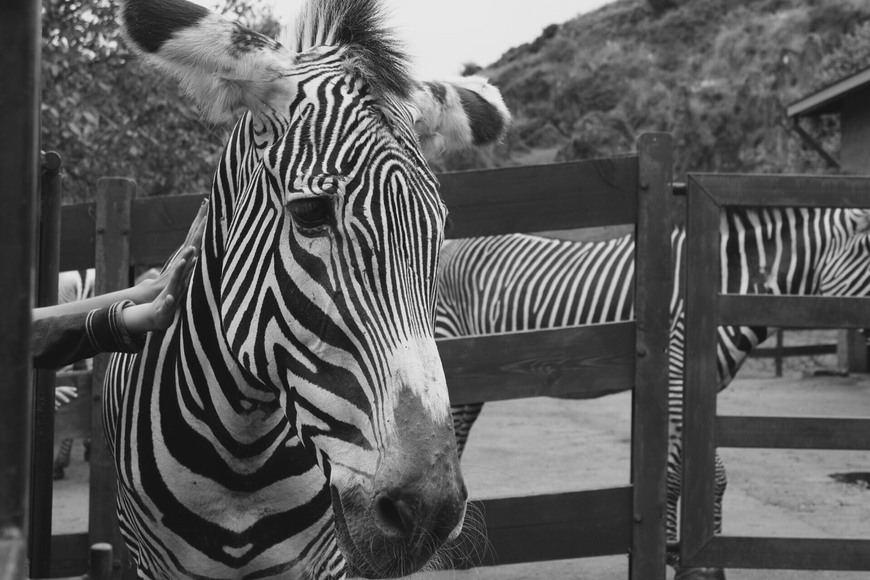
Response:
788,66,870,372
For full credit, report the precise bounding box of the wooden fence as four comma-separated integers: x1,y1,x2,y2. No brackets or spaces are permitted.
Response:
438,133,673,577
42,178,200,579
37,134,673,578
681,173,870,571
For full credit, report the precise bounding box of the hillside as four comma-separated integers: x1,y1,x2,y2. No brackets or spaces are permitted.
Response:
437,0,870,178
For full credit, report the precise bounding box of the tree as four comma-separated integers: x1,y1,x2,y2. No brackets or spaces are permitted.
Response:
41,0,280,201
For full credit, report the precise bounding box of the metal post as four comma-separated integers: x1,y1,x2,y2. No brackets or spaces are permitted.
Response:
0,0,41,577
29,152,64,577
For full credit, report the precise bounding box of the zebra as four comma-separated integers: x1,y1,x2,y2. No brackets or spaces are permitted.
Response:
436,206,870,580
104,0,510,578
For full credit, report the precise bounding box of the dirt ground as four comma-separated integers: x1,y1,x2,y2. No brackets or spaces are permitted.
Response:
52,349,870,579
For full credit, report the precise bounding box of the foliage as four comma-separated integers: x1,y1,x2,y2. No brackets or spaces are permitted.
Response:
41,0,280,201
445,0,870,179
814,20,870,90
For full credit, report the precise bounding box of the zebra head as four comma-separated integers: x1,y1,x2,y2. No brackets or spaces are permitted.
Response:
120,0,509,576
818,209,870,296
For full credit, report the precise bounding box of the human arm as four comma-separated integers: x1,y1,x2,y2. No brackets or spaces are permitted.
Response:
32,300,142,369
32,198,208,321
32,250,195,370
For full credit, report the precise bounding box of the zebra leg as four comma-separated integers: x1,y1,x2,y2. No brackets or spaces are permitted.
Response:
53,437,73,480
713,451,727,535
665,437,682,567
451,402,484,459
668,442,728,579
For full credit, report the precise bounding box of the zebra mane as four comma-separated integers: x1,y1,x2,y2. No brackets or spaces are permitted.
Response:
284,0,413,100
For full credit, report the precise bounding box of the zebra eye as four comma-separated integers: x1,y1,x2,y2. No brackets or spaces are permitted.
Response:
288,198,332,229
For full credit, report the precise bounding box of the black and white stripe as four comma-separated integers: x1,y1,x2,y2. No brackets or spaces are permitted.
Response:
438,206,870,572
103,0,511,578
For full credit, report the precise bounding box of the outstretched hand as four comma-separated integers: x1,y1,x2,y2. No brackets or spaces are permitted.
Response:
132,198,208,304
122,246,198,335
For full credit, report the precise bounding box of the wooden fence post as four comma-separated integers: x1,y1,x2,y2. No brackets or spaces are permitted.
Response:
29,152,64,577
837,329,867,374
90,178,135,580
775,329,784,378
0,0,40,576
630,133,672,580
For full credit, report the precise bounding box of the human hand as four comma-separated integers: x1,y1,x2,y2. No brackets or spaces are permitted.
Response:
55,386,78,409
132,198,208,304
122,246,198,334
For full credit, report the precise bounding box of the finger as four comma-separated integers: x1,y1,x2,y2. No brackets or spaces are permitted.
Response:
156,295,176,330
182,198,209,249
155,258,184,301
166,259,186,292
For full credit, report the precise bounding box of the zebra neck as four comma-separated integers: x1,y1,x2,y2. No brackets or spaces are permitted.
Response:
170,111,290,440
172,213,285,445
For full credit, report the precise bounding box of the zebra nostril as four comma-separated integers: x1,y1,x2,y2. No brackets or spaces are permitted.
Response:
375,493,415,538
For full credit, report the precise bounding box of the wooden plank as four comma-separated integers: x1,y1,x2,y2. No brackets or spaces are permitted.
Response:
453,487,633,568
841,87,870,175
129,194,204,267
50,533,89,578
54,371,93,441
787,66,870,117
717,416,870,450
58,202,95,272
31,154,64,577
91,178,134,579
837,329,868,373
440,156,639,239
753,343,836,358
629,133,672,580
60,194,205,271
680,176,722,559
684,536,870,570
692,173,870,208
720,295,870,328
439,323,636,405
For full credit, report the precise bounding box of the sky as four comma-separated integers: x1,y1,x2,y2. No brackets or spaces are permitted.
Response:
265,0,614,78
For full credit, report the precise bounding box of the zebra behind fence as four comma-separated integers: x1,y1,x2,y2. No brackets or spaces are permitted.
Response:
437,206,870,579
105,0,510,577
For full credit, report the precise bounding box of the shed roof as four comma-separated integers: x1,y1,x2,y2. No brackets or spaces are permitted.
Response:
788,66,870,118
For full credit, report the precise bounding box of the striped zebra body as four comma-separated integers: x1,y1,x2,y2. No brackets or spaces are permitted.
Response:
104,0,510,578
437,206,870,572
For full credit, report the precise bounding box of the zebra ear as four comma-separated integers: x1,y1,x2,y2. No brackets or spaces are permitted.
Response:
119,0,295,124
410,76,511,158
